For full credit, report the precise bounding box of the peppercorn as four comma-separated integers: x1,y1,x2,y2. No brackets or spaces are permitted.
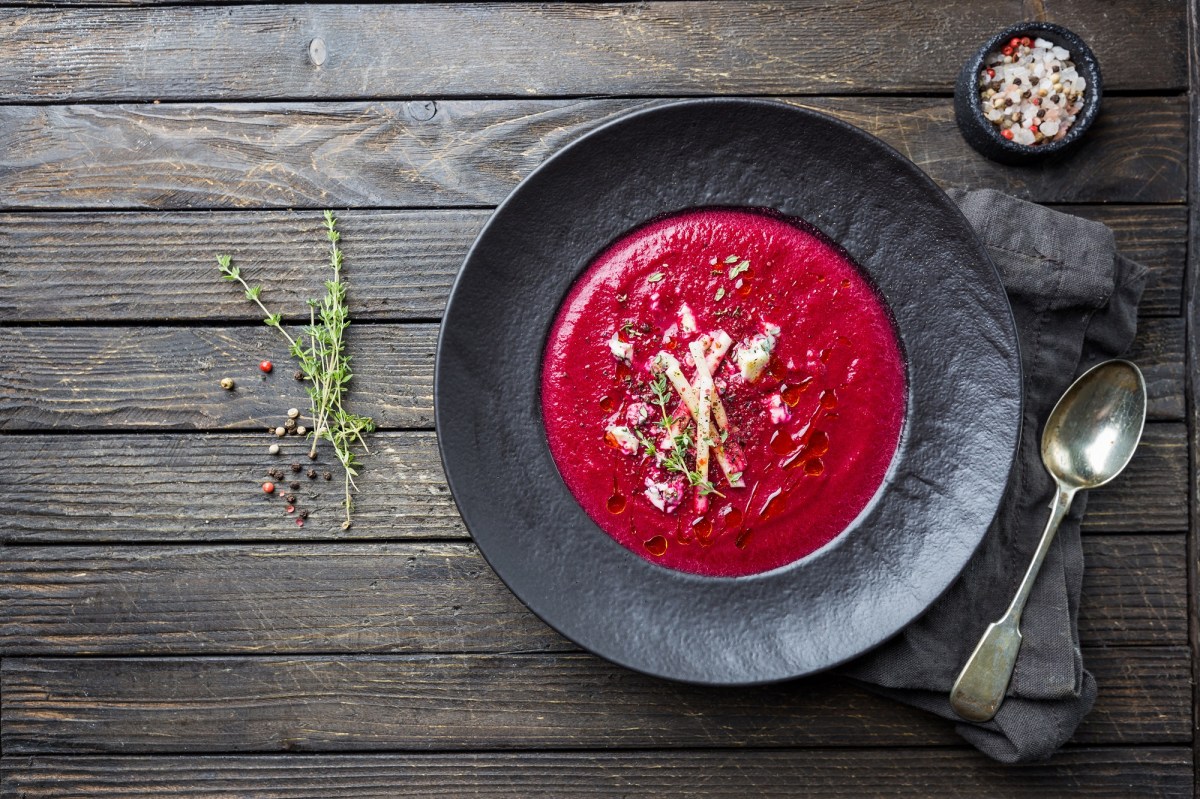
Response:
259,360,273,373
275,427,287,437
1009,37,1020,47
307,469,317,479
1050,94,1060,103
1052,65,1060,73
285,494,296,504
220,377,235,391
287,408,300,419
268,443,280,455
299,510,310,519
1001,45,1013,56
296,426,307,436
986,68,995,78
308,452,318,460
1037,109,1046,119
1001,129,1014,140
290,462,302,473
1013,77,1021,86
1030,76,1040,85
324,471,333,481
1020,36,1032,47
286,505,295,514
294,370,304,381
284,418,297,431
262,482,275,494
290,481,300,491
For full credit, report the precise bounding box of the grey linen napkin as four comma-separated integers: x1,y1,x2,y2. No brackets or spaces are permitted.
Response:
840,188,1148,764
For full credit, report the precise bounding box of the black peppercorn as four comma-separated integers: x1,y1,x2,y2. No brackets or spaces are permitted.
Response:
284,418,297,431
323,471,333,481
285,494,296,504
299,510,310,519
294,370,304,381
1013,77,1021,85
290,481,300,491
308,452,318,460
290,463,302,473
307,468,318,479
1031,76,1040,85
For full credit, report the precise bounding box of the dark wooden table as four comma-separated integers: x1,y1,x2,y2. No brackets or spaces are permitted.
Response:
0,2,1196,796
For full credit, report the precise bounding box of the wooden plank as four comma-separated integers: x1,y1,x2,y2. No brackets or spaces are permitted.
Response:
1183,0,1200,789
1085,423,1189,532
0,97,1186,210
1,748,1192,798
0,2,1184,100
0,424,1183,543
1076,535,1188,647
0,318,1182,432
0,647,1188,753
1127,316,1186,421
0,205,1184,324
1058,205,1187,317
0,535,1181,656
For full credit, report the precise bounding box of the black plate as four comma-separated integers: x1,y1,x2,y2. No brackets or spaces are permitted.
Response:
436,99,1021,685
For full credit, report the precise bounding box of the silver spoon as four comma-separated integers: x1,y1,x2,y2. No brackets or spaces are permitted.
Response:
949,359,1146,723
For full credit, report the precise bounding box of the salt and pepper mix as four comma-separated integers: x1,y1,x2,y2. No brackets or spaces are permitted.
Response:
978,36,1086,146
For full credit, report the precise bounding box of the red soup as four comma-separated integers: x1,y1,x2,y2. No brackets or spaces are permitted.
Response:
541,208,906,576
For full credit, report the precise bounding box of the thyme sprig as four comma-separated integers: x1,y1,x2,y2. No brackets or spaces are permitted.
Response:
647,375,722,498
217,211,375,529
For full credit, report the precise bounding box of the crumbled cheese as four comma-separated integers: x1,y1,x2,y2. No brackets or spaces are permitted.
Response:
767,393,791,424
625,402,652,428
604,425,639,455
608,332,632,363
644,476,684,514
735,334,775,382
678,303,697,334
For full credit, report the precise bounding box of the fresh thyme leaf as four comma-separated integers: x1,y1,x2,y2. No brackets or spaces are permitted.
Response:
715,287,726,301
724,254,739,264
646,272,665,283
729,260,751,279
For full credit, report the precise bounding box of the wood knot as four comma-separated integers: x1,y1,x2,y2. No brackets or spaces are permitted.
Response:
308,38,327,67
405,100,438,122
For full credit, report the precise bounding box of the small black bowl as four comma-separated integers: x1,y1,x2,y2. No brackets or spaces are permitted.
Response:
955,22,1102,165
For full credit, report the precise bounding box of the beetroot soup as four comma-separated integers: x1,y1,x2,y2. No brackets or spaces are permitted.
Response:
541,209,906,576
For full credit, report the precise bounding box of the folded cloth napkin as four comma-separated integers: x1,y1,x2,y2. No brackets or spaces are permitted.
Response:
840,188,1148,763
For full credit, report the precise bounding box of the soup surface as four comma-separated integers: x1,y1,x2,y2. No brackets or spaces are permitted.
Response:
541,208,906,576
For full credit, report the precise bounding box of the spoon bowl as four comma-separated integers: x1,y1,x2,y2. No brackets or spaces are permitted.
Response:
1041,359,1147,491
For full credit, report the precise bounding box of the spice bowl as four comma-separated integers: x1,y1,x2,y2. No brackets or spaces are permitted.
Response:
955,22,1101,165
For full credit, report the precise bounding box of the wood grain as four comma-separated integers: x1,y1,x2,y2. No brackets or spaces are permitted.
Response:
0,318,1182,432
1,647,1189,753
0,535,1181,656
0,2,1184,100
0,205,1184,324
0,424,1185,543
0,97,1186,210
1,748,1192,799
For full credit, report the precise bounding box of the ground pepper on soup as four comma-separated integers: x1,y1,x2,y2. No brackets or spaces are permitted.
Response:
541,208,906,577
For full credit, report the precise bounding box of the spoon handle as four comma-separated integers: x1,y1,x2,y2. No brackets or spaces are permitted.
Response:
950,485,1075,722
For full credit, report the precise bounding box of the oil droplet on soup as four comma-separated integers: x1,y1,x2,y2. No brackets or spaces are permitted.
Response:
820,389,838,409
644,535,668,557
759,488,788,522
804,457,825,477
607,477,626,514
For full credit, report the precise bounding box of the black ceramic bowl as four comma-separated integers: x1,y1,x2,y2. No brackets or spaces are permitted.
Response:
436,99,1023,685
955,22,1102,165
